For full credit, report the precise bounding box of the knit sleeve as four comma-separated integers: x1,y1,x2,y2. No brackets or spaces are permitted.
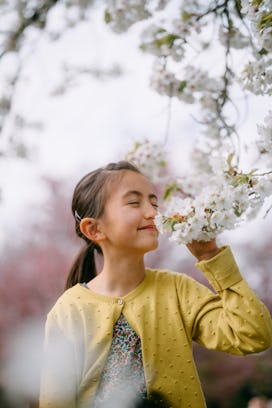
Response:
176,246,272,355
39,311,78,408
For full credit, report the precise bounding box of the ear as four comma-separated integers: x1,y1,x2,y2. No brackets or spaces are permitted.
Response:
79,217,105,243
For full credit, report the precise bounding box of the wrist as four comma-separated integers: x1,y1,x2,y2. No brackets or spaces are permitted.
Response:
197,248,221,261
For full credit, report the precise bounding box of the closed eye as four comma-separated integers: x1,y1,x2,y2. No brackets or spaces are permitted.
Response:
128,202,159,208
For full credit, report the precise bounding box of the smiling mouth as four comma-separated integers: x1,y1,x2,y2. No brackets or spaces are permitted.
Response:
138,225,158,231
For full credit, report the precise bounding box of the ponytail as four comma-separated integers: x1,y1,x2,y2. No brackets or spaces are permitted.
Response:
65,243,101,290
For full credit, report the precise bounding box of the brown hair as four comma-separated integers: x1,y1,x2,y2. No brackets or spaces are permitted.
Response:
65,161,141,289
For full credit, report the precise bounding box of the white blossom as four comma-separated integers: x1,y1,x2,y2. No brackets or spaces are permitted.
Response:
256,110,272,154
181,0,208,15
104,0,151,33
150,60,193,101
140,25,186,62
150,60,225,106
218,26,251,49
240,59,272,96
253,177,272,200
241,0,272,51
125,139,167,181
152,146,272,244
171,12,204,38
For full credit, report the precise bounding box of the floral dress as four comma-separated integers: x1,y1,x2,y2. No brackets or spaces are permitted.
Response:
93,313,147,407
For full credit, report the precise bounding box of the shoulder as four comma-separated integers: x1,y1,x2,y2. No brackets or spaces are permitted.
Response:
145,267,194,287
47,284,93,320
145,267,207,292
45,284,105,337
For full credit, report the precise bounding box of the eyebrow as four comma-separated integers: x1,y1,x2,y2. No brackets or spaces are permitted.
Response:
122,190,158,201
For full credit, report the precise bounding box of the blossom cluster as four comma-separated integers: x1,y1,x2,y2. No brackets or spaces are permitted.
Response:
104,0,272,147
125,139,272,245
154,164,272,244
150,58,232,141
150,59,224,105
240,58,272,96
104,0,150,33
256,110,272,167
218,26,250,49
125,139,167,181
140,25,185,62
241,0,272,52
239,1,272,96
104,0,167,33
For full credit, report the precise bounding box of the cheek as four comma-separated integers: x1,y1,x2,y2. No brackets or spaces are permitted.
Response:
103,211,140,235
115,215,140,235
127,211,143,227
125,212,141,225
121,212,143,237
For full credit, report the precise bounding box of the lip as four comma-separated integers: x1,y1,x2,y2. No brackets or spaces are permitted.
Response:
138,225,158,231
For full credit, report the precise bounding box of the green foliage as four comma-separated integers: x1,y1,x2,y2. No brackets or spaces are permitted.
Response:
156,33,181,48
235,0,242,12
163,182,183,200
252,0,264,6
181,10,191,23
162,214,186,231
177,80,187,93
258,12,272,31
227,152,236,168
259,47,269,55
104,9,111,23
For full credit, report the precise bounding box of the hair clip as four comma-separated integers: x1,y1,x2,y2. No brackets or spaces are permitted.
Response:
74,210,82,222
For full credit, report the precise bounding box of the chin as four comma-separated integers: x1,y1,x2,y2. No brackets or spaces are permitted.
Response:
145,240,159,252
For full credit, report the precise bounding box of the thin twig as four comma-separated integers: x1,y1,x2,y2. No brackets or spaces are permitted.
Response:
263,203,272,218
253,170,272,177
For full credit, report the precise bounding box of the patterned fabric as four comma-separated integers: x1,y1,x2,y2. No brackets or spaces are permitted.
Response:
94,314,146,406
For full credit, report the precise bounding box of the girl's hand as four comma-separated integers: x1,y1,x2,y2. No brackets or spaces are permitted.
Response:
186,239,221,261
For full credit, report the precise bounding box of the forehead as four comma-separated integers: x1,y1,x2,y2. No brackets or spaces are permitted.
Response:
108,170,155,199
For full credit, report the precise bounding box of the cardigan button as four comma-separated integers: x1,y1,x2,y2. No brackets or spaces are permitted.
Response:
117,299,123,305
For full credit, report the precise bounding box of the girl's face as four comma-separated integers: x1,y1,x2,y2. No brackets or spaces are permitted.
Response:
99,170,159,255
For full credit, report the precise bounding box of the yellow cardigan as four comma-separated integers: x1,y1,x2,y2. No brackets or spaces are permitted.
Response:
39,247,272,408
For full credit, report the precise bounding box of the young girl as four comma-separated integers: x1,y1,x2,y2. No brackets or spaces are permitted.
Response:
39,161,272,408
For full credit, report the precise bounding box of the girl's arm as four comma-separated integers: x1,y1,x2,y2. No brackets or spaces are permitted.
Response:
186,238,220,261
178,245,272,354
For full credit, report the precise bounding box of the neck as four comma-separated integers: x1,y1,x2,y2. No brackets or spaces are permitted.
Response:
88,252,146,297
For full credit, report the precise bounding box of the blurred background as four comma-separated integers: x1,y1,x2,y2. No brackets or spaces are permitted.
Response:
0,1,271,407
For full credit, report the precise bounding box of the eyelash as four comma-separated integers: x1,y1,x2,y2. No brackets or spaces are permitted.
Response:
128,202,159,208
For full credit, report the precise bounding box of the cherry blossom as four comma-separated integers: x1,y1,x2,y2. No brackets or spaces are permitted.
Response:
125,139,167,181
126,139,272,244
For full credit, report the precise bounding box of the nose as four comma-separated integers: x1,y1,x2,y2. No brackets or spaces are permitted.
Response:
143,202,158,219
